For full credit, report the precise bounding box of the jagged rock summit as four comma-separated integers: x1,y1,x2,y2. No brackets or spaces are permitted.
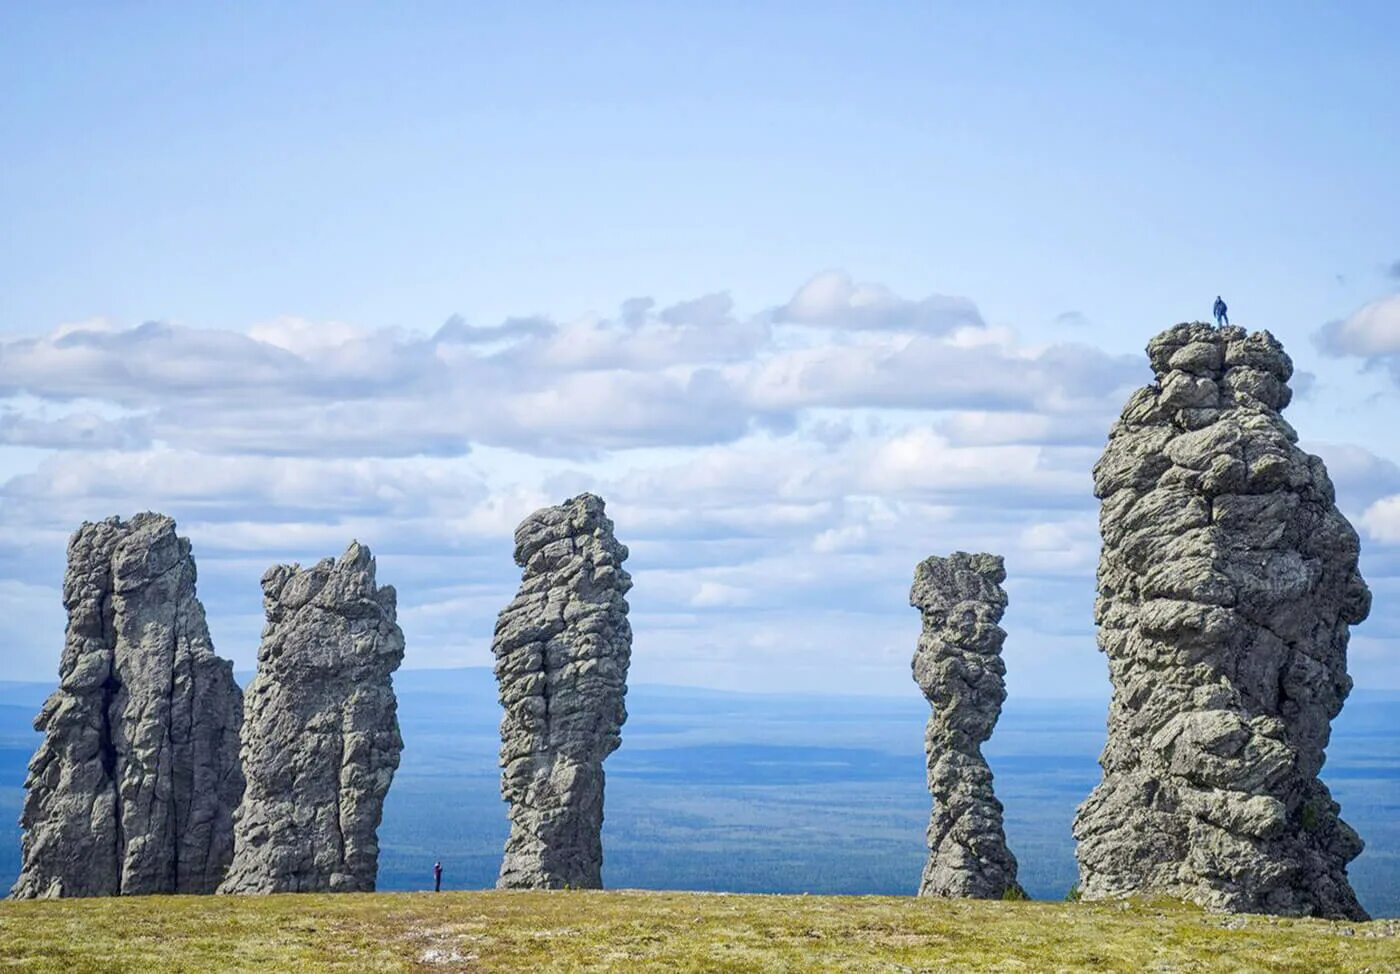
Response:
493,492,632,890
910,551,1023,899
218,541,404,894
12,513,244,899
1074,323,1371,919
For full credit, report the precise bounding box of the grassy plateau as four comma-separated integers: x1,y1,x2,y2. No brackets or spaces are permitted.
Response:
2,889,1399,973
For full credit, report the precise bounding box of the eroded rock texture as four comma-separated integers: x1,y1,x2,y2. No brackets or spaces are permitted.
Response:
494,493,632,889
12,513,243,899
1074,323,1371,919
910,552,1023,899
219,542,404,894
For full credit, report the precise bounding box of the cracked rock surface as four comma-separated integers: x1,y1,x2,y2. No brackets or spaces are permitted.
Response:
493,493,632,889
1074,323,1371,919
12,513,243,898
911,551,1023,899
219,541,404,894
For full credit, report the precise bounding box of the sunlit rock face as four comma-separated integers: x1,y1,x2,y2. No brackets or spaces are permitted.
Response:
911,551,1023,900
219,541,404,895
493,493,632,890
12,513,244,899
1074,323,1371,920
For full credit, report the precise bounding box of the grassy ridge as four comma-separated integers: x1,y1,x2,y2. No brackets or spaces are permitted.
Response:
1,889,1397,973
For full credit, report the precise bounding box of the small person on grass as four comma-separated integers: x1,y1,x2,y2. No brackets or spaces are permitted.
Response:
434,860,443,893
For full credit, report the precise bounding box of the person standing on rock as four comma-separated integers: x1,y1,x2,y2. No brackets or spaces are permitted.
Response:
1213,295,1229,327
433,861,442,893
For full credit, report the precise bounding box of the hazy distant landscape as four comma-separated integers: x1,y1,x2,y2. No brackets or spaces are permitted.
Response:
2,668,1396,916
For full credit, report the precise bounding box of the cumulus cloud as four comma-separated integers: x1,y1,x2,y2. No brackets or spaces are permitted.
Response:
1306,442,1400,513
1,273,1392,696
738,337,1138,414
1316,294,1400,359
937,410,1109,447
1361,495,1400,545
0,408,151,450
774,270,983,333
0,281,1139,460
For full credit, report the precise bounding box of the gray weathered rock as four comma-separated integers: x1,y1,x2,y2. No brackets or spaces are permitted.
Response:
1074,323,1371,919
12,513,244,898
493,493,632,889
218,541,404,894
911,551,1023,899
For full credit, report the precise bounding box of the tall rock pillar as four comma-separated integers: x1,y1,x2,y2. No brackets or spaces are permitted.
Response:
219,541,404,894
1074,323,1371,919
911,551,1023,899
493,493,632,889
12,513,244,898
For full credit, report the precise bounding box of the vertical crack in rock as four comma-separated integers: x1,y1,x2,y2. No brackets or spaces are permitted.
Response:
218,541,404,894
911,552,1023,899
12,513,243,898
1074,323,1371,919
493,493,632,890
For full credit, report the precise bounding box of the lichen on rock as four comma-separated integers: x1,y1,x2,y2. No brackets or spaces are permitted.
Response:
910,551,1023,899
218,541,404,894
1074,323,1371,919
493,493,632,890
12,513,244,899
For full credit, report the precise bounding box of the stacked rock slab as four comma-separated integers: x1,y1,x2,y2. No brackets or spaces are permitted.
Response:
218,542,404,894
910,552,1023,899
494,493,632,889
12,513,244,898
1074,323,1371,919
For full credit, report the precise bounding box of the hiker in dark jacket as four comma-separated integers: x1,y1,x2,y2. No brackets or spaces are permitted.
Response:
434,861,443,892
1213,295,1229,327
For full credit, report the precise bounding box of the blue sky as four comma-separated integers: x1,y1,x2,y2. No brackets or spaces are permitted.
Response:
1,2,1398,696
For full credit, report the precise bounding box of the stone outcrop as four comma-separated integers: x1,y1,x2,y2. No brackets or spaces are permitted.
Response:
910,552,1023,899
1074,323,1371,919
218,542,404,894
12,513,244,898
493,493,632,889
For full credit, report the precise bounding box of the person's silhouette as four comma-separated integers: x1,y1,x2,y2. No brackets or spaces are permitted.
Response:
433,860,442,892
1213,296,1229,327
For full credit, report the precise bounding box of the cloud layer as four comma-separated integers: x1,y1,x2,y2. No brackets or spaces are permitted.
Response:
1,273,1395,699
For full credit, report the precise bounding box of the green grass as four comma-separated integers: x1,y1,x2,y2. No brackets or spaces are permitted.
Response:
1,889,1397,973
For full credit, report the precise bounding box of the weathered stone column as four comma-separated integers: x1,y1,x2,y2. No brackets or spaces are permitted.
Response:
493,493,632,889
911,551,1023,899
1074,323,1371,919
12,513,244,898
219,541,404,894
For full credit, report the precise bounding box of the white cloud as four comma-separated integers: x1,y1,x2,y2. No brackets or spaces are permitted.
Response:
1362,495,1400,544
689,581,751,608
0,408,151,450
1317,294,1400,358
775,270,983,333
0,277,1139,460
1,273,1396,696
247,316,374,357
